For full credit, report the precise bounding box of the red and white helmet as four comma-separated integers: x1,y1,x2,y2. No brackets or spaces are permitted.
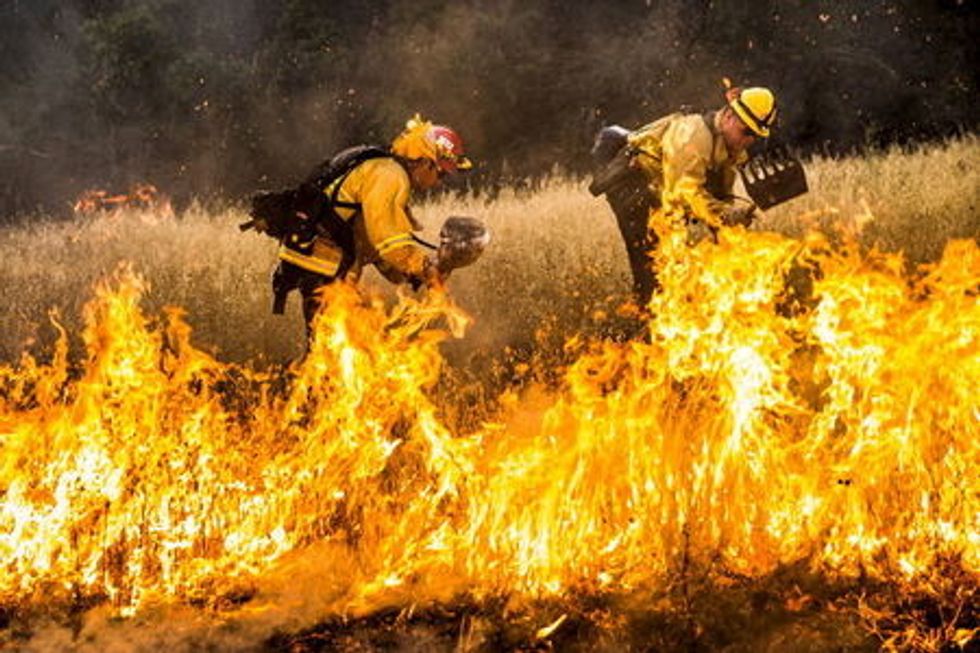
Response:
428,125,473,173
392,115,473,173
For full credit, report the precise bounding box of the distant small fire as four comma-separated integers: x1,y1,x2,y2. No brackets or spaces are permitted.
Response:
73,183,174,221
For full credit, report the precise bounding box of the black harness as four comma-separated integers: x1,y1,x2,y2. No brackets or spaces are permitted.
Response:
254,145,444,314
700,111,732,200
294,144,393,277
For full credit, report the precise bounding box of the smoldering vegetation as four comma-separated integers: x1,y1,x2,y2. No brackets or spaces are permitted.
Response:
1,0,977,219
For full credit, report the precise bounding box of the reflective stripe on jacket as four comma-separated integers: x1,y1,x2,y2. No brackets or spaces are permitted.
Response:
278,235,343,276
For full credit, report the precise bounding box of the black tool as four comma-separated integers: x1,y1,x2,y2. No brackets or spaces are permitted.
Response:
740,145,808,210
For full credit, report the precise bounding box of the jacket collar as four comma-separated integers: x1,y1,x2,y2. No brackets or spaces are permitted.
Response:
705,110,748,165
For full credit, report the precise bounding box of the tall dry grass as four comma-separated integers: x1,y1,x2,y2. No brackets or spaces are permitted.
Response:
760,135,980,261
0,136,977,366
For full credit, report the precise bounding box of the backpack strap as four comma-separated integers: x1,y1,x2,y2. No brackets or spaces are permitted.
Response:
299,145,393,277
317,145,391,209
701,110,719,136
699,111,732,200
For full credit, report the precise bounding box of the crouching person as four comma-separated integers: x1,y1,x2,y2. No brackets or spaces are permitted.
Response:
247,115,473,340
590,85,777,307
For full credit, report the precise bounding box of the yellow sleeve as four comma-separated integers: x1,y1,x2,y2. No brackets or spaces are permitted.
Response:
625,113,674,186
660,119,729,229
627,113,677,154
627,121,661,155
356,160,430,280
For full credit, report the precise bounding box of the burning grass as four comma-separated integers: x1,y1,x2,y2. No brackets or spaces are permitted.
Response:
1,136,977,364
0,136,978,651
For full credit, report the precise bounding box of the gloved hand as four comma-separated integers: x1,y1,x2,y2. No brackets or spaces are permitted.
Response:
686,219,718,246
422,259,446,290
404,260,445,292
721,203,757,227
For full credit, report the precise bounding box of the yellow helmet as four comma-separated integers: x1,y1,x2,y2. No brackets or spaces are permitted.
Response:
391,114,473,173
729,87,777,138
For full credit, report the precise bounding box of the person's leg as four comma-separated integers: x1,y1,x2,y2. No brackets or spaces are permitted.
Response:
297,270,335,344
606,175,659,305
271,261,301,314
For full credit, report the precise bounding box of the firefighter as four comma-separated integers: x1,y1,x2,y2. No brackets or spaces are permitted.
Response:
265,115,472,334
590,85,777,306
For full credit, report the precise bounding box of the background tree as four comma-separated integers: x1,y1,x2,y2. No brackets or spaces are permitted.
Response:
0,0,976,219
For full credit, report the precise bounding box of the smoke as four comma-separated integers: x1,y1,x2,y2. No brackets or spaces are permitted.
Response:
0,0,976,219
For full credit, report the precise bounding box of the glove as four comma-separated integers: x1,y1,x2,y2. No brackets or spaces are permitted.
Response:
686,219,718,246
405,258,444,292
721,204,757,227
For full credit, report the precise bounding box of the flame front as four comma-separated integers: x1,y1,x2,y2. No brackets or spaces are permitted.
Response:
1,227,977,624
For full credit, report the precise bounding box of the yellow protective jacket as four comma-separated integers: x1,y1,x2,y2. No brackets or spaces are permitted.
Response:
278,157,430,283
627,111,747,229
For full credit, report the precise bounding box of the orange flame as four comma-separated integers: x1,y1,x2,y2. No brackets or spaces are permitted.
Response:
73,183,174,223
0,226,977,625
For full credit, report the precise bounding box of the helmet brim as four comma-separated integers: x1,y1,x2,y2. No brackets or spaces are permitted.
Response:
438,156,473,173
730,100,773,138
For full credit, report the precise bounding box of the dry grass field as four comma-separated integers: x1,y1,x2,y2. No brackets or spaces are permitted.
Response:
1,135,976,370
0,136,977,651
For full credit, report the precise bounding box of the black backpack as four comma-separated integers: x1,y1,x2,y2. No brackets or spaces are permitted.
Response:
242,145,392,272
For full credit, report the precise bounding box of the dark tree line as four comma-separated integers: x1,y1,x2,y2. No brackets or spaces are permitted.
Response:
0,0,976,218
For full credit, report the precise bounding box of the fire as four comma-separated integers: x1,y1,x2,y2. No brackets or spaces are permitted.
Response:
0,224,977,638
72,183,174,222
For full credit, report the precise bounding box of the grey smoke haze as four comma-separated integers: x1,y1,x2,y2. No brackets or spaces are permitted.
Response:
0,0,976,218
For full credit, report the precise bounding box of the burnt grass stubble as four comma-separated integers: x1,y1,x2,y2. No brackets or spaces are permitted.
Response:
261,557,978,651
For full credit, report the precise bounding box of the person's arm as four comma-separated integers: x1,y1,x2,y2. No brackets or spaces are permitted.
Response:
625,114,673,193
718,157,758,226
358,162,438,287
660,121,730,229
